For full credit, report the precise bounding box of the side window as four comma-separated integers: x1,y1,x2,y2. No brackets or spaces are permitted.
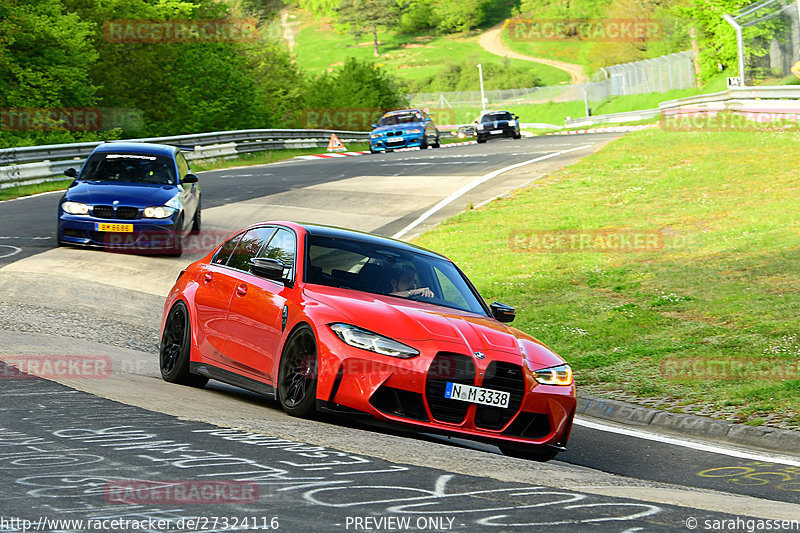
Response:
227,227,276,272
176,152,189,182
213,232,244,265
261,228,296,280
433,266,469,310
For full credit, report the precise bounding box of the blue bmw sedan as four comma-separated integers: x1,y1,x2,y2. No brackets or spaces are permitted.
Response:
369,109,440,153
57,142,200,255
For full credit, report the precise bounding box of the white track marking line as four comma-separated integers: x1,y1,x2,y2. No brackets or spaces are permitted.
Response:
392,144,593,240
575,417,800,467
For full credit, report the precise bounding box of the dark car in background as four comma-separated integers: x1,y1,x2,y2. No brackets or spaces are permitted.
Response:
57,142,201,255
475,110,521,143
370,109,441,153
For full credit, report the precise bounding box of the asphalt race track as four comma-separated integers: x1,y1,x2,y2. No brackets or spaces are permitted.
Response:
0,135,797,532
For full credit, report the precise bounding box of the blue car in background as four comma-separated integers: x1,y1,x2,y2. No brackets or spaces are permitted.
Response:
369,109,441,153
57,142,200,255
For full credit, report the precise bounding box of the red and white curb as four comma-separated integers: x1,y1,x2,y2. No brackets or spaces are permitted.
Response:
546,124,656,135
295,140,477,160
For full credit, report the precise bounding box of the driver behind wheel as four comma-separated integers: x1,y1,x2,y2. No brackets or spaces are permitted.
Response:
390,265,434,298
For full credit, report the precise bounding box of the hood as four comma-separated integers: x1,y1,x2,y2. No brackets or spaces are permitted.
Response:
65,181,179,208
372,122,424,134
305,285,565,369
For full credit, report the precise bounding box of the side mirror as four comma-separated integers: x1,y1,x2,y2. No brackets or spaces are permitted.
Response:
64,168,78,178
514,115,519,120
249,257,286,282
371,124,378,128
490,302,516,323
181,173,198,184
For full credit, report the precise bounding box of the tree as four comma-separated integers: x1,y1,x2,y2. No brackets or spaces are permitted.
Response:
303,57,407,126
0,0,101,145
334,0,403,56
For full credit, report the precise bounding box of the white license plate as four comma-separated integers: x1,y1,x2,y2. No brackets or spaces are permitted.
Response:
444,382,510,408
490,129,503,134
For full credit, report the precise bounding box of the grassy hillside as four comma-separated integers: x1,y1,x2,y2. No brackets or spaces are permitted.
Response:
289,9,571,91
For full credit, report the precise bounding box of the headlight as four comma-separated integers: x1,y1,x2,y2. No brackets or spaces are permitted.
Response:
406,128,422,134
532,364,573,386
330,323,419,359
143,206,177,218
476,124,485,130
61,201,89,215
370,134,380,139
508,120,517,126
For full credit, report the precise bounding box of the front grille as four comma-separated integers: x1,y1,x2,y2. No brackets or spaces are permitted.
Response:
474,362,525,430
92,205,115,218
425,353,475,424
116,206,139,219
370,385,429,422
387,131,401,137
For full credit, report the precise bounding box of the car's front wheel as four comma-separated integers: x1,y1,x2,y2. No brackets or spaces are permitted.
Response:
278,325,318,418
159,301,208,387
432,136,441,148
477,137,487,144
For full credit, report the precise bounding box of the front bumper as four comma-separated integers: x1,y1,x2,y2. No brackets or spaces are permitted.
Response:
316,330,576,448
370,134,424,151
58,214,181,250
477,125,519,139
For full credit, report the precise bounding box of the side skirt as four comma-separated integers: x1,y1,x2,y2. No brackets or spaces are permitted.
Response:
190,362,277,399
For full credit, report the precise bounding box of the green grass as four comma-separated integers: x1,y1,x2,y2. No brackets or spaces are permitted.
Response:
290,10,570,91
413,127,800,426
0,179,73,201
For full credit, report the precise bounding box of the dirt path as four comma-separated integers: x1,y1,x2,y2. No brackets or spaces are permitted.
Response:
478,22,588,84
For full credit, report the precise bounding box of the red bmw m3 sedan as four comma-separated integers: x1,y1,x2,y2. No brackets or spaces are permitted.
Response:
159,221,575,461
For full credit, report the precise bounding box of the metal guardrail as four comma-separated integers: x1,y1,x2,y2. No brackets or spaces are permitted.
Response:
560,86,800,128
659,86,800,109
564,108,661,128
0,129,371,189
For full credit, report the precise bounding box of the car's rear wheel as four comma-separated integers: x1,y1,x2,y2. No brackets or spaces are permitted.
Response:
278,325,318,418
159,301,208,387
498,443,559,462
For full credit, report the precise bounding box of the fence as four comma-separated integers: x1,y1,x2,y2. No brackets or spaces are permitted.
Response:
726,0,800,83
408,51,696,115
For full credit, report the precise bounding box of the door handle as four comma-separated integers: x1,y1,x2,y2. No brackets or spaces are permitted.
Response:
236,283,248,296
203,272,213,283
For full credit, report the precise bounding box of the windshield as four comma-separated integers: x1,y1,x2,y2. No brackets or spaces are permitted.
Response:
306,235,488,315
481,112,513,122
80,153,177,184
378,111,423,127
